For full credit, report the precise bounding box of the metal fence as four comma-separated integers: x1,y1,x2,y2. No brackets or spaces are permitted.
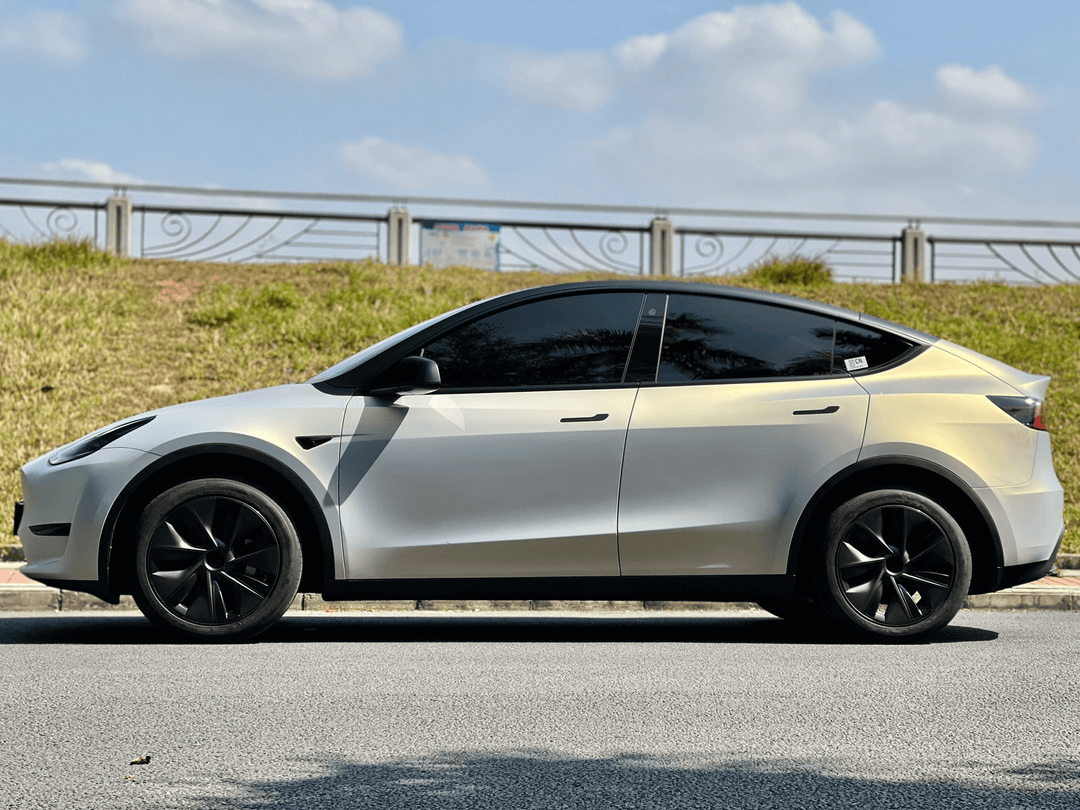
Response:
2,177,1078,284
135,204,383,264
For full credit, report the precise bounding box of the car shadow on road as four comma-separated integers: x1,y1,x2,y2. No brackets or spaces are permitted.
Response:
0,612,999,645
163,751,1080,810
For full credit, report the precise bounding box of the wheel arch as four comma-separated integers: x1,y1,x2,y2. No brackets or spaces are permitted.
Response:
788,456,1003,597
100,444,335,601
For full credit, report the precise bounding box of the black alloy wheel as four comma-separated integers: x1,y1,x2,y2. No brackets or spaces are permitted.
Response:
815,489,971,640
130,479,302,641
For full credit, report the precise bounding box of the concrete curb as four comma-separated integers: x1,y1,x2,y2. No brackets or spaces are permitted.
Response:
1,587,1077,614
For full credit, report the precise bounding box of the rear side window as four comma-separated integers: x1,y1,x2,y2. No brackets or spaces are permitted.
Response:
420,292,644,389
833,322,914,370
657,295,836,382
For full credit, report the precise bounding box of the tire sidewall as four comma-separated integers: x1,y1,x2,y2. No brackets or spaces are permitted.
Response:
129,478,302,642
814,489,972,641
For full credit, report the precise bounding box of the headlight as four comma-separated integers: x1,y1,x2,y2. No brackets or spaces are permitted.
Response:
47,416,157,466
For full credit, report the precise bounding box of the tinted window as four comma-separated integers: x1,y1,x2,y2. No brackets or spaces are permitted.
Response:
834,322,913,370
421,292,644,389
657,295,835,382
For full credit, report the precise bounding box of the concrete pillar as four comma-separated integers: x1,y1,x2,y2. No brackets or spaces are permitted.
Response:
649,217,673,276
388,207,412,266
901,225,927,282
105,195,132,257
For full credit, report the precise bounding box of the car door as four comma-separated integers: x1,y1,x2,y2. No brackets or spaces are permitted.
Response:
617,293,872,577
337,291,645,580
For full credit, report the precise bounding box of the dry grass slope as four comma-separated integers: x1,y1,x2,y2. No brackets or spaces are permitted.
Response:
2,242,1076,553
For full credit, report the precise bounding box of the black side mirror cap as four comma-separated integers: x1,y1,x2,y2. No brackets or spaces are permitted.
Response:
369,356,441,397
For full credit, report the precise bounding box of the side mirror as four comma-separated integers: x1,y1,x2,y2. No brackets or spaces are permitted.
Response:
369,356,441,397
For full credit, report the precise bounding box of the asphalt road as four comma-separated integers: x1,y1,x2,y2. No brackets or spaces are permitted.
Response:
2,608,1079,809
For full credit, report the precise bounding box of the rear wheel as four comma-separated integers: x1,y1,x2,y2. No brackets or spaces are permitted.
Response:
129,478,302,642
814,489,971,641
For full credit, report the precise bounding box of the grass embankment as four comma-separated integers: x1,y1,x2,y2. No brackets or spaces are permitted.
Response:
2,242,1077,553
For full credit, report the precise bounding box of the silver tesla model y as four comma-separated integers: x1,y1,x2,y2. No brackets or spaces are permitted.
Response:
14,281,1064,641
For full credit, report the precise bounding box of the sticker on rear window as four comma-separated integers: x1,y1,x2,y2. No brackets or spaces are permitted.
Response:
844,356,869,372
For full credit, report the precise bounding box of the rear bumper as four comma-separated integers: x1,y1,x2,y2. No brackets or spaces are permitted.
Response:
993,525,1065,591
975,432,1064,569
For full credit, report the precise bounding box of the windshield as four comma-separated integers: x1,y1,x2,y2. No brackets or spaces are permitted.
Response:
306,301,476,385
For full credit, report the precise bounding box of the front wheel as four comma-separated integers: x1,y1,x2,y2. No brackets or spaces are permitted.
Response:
813,489,971,641
129,478,302,642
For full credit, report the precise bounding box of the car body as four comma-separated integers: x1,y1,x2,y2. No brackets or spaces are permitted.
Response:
14,280,1065,641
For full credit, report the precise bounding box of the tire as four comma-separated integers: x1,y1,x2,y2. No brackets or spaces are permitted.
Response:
129,478,302,642
813,489,972,641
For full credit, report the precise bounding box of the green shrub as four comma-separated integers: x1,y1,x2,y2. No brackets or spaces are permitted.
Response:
739,256,832,286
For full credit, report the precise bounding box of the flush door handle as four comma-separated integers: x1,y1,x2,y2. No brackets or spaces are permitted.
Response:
560,413,609,423
792,405,840,416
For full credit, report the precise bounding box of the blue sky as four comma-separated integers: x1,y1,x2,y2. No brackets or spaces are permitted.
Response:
2,0,1078,220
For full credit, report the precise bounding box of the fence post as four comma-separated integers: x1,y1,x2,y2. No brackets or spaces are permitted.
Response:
901,224,926,282
649,217,673,276
388,207,412,266
105,195,132,257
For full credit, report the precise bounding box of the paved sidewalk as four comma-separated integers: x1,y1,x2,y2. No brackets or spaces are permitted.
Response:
3,562,1079,614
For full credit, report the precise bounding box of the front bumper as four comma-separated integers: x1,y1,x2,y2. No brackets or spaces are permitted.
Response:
17,446,157,588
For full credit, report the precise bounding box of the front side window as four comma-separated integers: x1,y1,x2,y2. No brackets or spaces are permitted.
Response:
657,295,836,382
421,292,644,389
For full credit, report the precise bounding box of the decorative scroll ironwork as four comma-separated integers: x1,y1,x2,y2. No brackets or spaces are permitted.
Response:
0,199,101,245
929,238,1080,285
136,206,384,264
678,230,899,283
497,222,647,274
4,179,1080,285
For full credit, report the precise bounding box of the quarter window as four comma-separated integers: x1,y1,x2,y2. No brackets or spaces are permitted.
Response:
421,293,644,389
833,322,913,369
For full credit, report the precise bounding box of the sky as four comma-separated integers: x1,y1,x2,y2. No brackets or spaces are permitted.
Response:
2,0,1078,222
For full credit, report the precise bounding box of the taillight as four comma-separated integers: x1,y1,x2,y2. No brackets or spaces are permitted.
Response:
988,396,1047,431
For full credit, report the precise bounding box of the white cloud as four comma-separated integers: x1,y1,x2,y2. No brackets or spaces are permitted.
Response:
661,3,877,65
498,2,879,120
339,138,490,189
560,3,1047,213
856,101,1037,173
41,159,147,185
638,5,879,118
614,34,667,71
117,0,402,80
501,51,613,112
936,64,1040,112
0,9,85,62
589,94,1039,207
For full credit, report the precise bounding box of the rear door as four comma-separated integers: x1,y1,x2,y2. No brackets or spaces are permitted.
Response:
617,293,872,577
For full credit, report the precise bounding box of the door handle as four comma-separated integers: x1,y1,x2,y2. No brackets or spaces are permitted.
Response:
792,405,840,415
560,413,609,423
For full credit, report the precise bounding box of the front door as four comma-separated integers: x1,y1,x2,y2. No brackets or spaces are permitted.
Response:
336,290,647,580
338,388,637,579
